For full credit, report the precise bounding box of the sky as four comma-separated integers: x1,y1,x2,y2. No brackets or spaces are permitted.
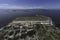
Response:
0,0,60,9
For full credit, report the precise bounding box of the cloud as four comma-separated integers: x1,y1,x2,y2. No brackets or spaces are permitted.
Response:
0,4,9,6
0,4,43,9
